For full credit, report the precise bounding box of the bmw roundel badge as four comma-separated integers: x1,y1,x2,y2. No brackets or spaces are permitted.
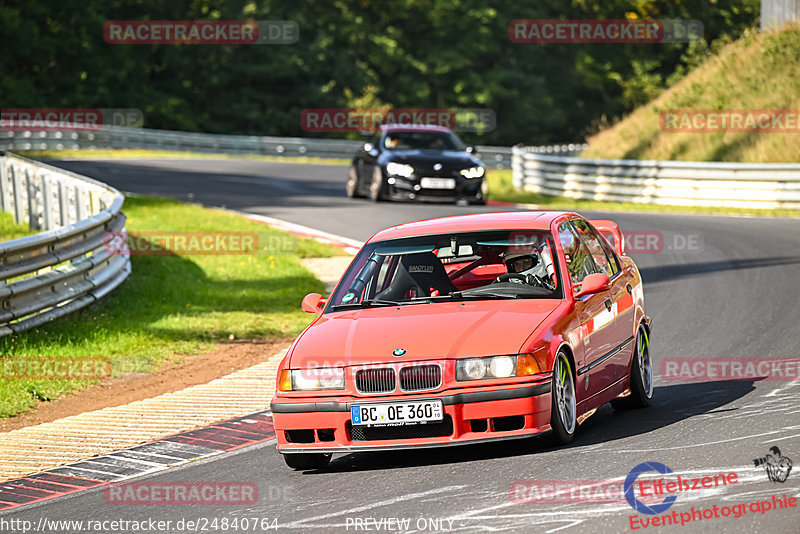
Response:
392,348,407,357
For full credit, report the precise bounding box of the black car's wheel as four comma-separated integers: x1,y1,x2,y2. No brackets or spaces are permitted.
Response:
611,324,653,410
550,350,576,444
368,166,385,202
346,166,363,198
283,453,332,470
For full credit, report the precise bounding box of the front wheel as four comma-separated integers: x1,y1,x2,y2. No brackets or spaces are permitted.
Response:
283,452,332,470
611,325,653,410
346,166,363,198
368,167,385,202
550,350,576,444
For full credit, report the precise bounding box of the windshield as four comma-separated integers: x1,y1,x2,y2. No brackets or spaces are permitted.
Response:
383,131,467,151
327,230,561,311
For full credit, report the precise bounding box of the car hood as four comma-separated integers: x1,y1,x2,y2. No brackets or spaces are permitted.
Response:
288,299,560,367
381,150,482,168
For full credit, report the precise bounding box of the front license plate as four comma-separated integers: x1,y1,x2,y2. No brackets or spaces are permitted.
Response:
351,400,444,426
420,177,456,189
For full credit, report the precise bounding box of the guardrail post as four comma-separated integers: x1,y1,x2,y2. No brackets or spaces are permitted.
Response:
58,180,69,227
41,174,55,230
13,165,25,225
27,169,41,231
0,158,8,213
76,185,86,221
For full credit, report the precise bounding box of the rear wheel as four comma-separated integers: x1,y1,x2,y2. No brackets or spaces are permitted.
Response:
611,325,653,410
283,453,332,470
550,350,576,444
368,167,385,202
346,166,363,198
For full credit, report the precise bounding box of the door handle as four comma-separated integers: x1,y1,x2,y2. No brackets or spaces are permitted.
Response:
604,298,613,311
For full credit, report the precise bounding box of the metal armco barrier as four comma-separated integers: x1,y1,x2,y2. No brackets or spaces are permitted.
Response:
512,146,800,210
0,152,130,337
0,127,585,169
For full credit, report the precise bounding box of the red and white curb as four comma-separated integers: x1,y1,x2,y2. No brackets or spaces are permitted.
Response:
0,411,275,511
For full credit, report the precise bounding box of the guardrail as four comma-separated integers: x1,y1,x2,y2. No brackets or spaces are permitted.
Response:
0,127,585,169
0,152,130,336
512,146,800,210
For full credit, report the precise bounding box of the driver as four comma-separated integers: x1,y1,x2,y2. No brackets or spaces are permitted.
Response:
503,249,556,290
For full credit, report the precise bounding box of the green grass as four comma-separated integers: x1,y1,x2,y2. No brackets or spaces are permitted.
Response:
0,195,343,418
0,212,35,241
17,149,350,166
486,169,800,217
584,26,800,163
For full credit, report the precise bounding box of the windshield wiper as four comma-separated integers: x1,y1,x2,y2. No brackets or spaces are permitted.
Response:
330,298,427,310
412,291,521,301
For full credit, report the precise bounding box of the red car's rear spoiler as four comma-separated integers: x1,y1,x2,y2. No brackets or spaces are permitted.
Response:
590,220,625,256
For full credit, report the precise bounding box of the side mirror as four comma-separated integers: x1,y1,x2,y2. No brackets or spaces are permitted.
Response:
573,273,610,299
465,145,477,155
301,293,326,314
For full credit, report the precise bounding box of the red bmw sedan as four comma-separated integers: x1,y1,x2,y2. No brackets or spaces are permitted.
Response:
271,211,652,469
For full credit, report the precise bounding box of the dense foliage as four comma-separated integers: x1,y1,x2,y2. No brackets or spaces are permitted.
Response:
0,0,759,145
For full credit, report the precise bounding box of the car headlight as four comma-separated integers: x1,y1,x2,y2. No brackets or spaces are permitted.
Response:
278,368,345,391
456,354,543,381
459,166,485,179
386,162,414,178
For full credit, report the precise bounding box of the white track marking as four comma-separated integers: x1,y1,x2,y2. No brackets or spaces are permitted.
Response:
278,485,468,529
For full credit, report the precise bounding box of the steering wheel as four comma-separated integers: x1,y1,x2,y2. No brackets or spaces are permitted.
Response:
494,273,528,284
494,273,550,288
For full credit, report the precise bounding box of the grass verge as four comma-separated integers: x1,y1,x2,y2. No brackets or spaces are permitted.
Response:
0,212,35,241
0,195,343,418
486,169,800,217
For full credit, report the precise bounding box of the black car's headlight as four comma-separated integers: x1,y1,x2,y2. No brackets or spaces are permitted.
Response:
460,166,485,179
386,162,414,178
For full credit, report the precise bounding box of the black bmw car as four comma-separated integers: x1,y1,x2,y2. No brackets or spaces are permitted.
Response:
346,124,487,204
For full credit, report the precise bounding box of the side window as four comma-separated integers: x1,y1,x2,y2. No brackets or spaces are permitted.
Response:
597,232,620,276
572,219,615,278
557,222,597,284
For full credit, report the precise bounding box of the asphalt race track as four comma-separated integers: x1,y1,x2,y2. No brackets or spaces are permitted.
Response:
4,158,799,533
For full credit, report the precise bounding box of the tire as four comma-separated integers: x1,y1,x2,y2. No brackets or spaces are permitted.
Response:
611,325,653,410
368,166,385,202
283,452,332,470
346,166,363,198
550,350,576,444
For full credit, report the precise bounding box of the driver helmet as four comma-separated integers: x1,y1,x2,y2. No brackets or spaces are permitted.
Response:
504,252,538,275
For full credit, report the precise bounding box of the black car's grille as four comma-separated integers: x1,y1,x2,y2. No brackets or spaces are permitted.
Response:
348,416,454,441
399,365,441,392
355,368,396,394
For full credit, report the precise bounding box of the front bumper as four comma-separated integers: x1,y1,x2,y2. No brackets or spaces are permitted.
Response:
271,381,551,453
385,176,485,203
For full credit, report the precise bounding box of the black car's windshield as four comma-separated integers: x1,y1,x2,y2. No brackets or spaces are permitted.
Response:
383,131,466,151
328,230,561,311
